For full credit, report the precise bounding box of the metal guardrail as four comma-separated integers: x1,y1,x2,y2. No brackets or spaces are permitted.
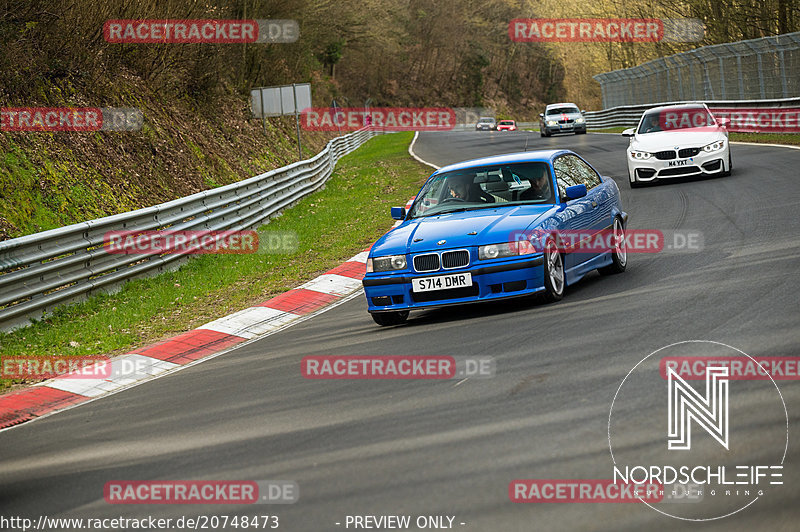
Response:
582,97,800,129
0,127,383,331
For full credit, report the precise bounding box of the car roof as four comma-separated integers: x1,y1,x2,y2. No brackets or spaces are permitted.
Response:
642,103,707,114
546,103,579,108
435,150,569,174
478,116,496,120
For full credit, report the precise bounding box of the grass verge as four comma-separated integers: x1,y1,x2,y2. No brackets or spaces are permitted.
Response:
0,132,432,393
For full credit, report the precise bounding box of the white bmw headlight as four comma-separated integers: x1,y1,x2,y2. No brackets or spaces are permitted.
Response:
547,120,557,126
703,140,726,152
575,117,585,124
630,150,652,160
367,255,407,273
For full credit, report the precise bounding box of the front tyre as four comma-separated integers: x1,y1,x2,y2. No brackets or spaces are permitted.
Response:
599,217,627,275
541,239,565,302
721,152,733,176
371,311,409,326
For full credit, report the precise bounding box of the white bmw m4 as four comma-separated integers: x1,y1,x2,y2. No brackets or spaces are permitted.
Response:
623,103,732,188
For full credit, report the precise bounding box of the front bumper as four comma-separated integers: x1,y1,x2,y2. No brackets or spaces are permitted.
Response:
628,146,729,183
543,123,586,134
363,255,545,313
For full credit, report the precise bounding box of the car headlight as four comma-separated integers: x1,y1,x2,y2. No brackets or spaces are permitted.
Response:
547,120,557,126
630,150,652,160
367,255,407,273
703,140,725,152
478,241,537,260
575,117,585,124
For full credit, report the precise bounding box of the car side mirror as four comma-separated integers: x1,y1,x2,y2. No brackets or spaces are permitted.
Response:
621,128,635,137
564,184,587,201
718,117,730,127
390,206,406,220
539,113,544,118
581,109,586,115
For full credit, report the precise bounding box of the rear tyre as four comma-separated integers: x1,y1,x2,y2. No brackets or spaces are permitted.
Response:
371,311,409,326
541,239,565,302
599,217,627,275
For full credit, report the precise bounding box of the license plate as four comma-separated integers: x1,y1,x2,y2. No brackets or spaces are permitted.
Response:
412,273,472,293
667,158,691,167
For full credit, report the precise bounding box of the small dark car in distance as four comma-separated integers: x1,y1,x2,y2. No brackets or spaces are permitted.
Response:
539,103,586,137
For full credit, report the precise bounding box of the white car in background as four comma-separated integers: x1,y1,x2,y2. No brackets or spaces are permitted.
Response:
623,103,732,188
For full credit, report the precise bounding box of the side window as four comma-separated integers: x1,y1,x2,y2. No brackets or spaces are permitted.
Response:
553,156,578,198
571,156,602,190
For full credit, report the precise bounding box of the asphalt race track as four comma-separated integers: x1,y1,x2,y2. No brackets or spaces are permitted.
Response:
2,130,800,531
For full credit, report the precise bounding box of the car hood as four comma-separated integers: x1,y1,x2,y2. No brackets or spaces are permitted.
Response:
633,129,725,150
373,205,555,256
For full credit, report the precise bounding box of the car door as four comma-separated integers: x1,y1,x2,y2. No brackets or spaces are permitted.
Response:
571,155,613,232
552,155,591,269
552,154,607,267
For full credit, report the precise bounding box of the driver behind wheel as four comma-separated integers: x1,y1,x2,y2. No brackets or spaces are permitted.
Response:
520,166,551,200
447,178,470,200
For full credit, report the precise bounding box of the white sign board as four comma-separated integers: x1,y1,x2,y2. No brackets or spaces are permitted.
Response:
251,83,311,118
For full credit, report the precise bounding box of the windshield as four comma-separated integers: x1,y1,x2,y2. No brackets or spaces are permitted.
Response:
407,162,555,218
478,117,495,123
546,106,579,115
638,107,716,134
499,121,514,125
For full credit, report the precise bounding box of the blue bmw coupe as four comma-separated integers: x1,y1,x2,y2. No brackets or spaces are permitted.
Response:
363,150,628,326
